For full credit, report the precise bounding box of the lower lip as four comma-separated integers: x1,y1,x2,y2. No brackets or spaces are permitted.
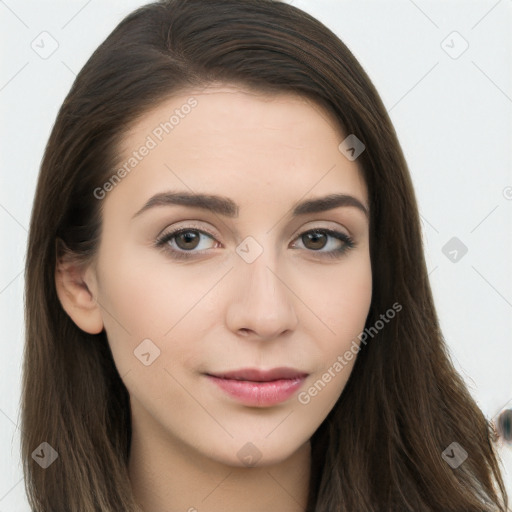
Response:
206,375,307,407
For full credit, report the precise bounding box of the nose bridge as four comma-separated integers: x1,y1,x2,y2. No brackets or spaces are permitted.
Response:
227,237,299,339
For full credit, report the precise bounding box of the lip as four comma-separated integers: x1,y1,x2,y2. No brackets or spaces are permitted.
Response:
205,367,308,407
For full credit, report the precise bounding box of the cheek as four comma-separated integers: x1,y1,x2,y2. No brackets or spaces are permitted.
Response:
298,267,371,411
95,247,219,376
305,255,372,383
97,235,371,380
313,255,372,338
97,242,209,334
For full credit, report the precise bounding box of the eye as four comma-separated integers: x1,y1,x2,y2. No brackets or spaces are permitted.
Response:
155,228,218,259
155,227,355,260
291,229,355,258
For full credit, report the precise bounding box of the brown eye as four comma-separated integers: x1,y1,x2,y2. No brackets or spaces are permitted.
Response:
293,229,355,258
155,226,355,261
155,228,218,259
302,231,328,250
174,230,201,250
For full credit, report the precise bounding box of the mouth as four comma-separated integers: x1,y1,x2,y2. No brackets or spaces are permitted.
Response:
205,367,309,407
207,367,308,382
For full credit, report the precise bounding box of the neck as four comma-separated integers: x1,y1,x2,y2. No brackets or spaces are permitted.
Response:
128,406,311,512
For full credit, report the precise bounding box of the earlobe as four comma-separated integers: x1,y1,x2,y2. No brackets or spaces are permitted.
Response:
55,258,104,334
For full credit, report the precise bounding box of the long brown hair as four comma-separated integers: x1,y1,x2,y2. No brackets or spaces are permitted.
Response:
21,1,509,510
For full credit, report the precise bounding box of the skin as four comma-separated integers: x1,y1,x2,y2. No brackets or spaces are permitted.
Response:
56,85,372,512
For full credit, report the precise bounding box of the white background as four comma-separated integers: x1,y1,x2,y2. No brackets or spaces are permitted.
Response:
1,0,511,509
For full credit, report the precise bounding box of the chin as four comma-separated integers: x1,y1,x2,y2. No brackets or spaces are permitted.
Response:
207,436,309,469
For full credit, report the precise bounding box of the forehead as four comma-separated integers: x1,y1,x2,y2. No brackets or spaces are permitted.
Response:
120,84,346,150
105,84,368,219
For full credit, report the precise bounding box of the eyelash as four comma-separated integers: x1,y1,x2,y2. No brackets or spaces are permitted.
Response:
154,226,356,261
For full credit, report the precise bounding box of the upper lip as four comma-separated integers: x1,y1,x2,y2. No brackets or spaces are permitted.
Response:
207,367,308,382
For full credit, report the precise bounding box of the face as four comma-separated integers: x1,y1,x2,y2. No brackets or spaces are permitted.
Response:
90,85,372,467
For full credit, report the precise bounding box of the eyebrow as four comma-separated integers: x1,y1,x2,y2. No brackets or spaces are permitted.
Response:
131,191,369,220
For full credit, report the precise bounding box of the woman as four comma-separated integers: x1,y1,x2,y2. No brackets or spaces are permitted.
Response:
21,0,509,510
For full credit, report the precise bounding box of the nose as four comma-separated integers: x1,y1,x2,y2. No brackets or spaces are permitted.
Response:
225,249,299,342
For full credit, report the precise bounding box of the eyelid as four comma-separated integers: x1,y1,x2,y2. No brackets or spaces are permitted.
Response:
154,222,356,261
155,219,352,246
156,221,219,240
290,220,352,240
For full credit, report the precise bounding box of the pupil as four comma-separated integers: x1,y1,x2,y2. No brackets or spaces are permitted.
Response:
304,231,326,250
178,231,199,249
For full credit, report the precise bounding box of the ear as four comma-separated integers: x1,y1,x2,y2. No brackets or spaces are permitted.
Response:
55,253,104,335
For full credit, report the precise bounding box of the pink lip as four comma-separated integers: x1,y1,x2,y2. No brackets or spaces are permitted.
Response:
206,367,308,407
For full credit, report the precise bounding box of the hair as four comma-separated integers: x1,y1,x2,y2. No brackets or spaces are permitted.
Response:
21,0,509,511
